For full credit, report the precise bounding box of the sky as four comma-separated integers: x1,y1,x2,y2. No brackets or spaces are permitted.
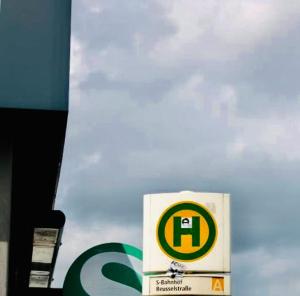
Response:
53,1,300,294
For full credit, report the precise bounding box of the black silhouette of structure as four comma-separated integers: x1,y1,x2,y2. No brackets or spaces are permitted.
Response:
0,1,72,295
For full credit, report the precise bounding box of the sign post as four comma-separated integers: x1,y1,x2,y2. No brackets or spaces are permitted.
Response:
143,191,231,295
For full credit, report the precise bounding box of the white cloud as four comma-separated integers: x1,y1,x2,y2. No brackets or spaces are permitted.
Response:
70,36,90,89
228,105,300,161
83,0,104,14
76,152,102,171
152,0,300,63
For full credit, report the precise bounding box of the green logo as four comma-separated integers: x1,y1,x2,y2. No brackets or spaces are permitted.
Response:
63,243,143,296
157,201,217,261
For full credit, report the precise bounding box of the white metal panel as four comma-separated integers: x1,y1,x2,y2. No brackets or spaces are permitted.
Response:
32,245,55,264
31,228,58,263
143,274,231,296
223,194,231,272
143,191,231,273
33,228,58,244
29,271,50,288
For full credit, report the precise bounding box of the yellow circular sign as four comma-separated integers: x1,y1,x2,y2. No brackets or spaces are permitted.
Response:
157,201,218,261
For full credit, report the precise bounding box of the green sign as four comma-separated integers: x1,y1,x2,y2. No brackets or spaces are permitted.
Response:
63,243,143,296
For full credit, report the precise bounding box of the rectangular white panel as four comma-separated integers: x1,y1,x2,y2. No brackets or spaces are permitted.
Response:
29,271,50,288
31,228,58,263
143,191,231,273
143,274,231,296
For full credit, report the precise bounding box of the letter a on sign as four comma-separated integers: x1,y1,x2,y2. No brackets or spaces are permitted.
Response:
212,277,224,292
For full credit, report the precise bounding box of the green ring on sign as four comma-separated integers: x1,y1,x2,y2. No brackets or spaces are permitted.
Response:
157,202,217,261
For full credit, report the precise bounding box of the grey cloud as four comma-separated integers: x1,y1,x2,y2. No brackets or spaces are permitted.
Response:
232,246,300,295
72,0,175,50
55,0,300,292
80,70,181,105
58,85,300,253
236,22,300,99
203,22,300,116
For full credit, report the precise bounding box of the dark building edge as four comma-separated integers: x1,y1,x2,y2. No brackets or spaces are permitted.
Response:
0,108,68,295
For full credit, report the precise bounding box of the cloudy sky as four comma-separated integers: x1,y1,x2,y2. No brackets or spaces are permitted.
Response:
53,0,300,294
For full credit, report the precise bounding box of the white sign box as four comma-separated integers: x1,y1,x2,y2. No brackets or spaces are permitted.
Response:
143,192,230,273
143,274,231,296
